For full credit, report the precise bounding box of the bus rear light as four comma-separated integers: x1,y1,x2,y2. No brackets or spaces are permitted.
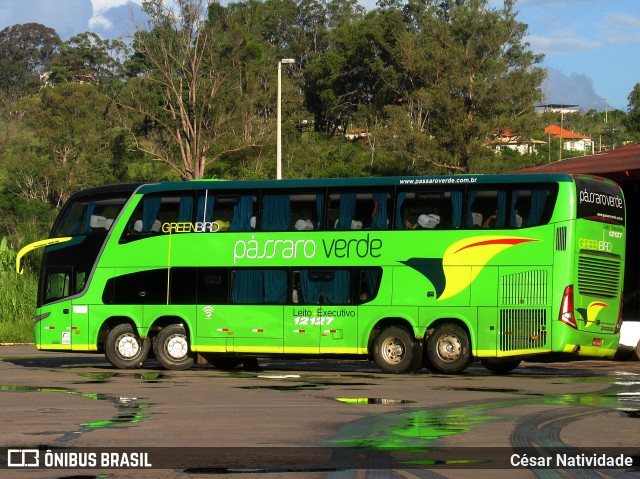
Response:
592,338,603,347
559,285,578,329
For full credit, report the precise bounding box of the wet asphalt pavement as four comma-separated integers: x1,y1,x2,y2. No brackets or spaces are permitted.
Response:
1,345,639,479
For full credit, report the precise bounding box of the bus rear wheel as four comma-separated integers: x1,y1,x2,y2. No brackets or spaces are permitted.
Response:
426,323,470,374
153,324,195,371
480,358,522,374
373,326,422,374
104,323,150,369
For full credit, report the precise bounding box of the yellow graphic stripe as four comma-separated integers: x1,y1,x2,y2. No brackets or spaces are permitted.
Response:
586,302,608,328
439,236,537,300
16,237,73,274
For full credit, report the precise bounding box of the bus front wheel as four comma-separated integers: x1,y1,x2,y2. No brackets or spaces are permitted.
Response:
373,326,423,374
426,323,471,374
104,323,150,369
153,324,195,371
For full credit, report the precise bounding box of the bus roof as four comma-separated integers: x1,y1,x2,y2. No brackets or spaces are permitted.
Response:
132,173,579,195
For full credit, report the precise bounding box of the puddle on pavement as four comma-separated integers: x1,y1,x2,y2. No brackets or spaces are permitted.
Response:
0,384,152,442
332,401,502,449
70,371,167,384
335,397,415,405
237,376,374,392
434,386,544,396
330,382,640,452
239,384,320,391
44,476,111,479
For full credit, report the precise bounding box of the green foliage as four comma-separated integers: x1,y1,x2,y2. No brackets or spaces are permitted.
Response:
0,238,36,342
625,83,640,141
49,32,130,93
0,23,61,95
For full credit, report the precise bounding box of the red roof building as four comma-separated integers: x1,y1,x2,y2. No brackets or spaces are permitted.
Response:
544,125,594,154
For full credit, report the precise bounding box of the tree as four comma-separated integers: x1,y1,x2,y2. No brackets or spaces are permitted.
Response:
625,83,640,141
49,32,129,91
375,0,546,174
0,23,61,94
16,83,121,205
117,0,278,180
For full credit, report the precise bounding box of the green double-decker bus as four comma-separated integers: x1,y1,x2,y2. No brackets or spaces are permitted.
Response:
18,174,625,374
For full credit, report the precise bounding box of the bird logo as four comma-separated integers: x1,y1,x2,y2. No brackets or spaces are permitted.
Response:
576,301,608,328
401,236,538,301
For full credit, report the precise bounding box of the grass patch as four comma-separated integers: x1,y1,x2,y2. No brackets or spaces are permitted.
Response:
0,271,37,343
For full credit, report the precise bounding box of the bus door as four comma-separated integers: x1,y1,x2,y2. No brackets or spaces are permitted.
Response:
39,265,93,351
285,269,359,355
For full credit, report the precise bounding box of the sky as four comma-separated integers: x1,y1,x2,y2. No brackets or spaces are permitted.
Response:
0,0,638,112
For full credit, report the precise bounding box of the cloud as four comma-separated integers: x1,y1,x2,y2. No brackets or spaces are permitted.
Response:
89,0,141,31
599,12,640,44
89,14,113,29
91,0,141,15
526,34,602,55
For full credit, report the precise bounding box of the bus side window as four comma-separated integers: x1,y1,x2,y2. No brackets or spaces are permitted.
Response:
261,194,291,231
511,187,553,228
197,268,230,304
328,193,360,230
296,268,351,305
290,192,323,231
327,191,391,231
230,268,288,304
121,194,183,241
229,195,257,232
358,267,383,304
467,189,507,229
396,190,453,229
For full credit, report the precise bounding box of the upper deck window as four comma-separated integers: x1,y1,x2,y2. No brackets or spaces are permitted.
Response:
52,194,130,237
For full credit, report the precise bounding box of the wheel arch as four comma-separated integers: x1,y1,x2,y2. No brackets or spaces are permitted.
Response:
424,317,474,352
367,316,421,359
148,315,193,342
97,316,139,352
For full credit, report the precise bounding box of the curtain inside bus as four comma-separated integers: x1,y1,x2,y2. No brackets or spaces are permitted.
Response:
230,195,261,303
261,194,289,303
528,189,547,226
370,192,388,230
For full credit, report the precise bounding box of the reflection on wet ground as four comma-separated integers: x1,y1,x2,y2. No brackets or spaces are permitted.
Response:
2,352,640,477
335,398,415,405
70,371,167,384
0,384,151,443
328,377,640,454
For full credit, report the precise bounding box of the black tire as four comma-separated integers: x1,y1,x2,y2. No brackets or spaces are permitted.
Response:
153,324,195,371
480,358,522,375
104,323,150,369
426,323,471,374
201,354,242,370
372,325,423,374
614,349,634,361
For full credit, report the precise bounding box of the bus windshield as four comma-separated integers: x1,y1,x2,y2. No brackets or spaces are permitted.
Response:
38,186,137,307
51,191,134,238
